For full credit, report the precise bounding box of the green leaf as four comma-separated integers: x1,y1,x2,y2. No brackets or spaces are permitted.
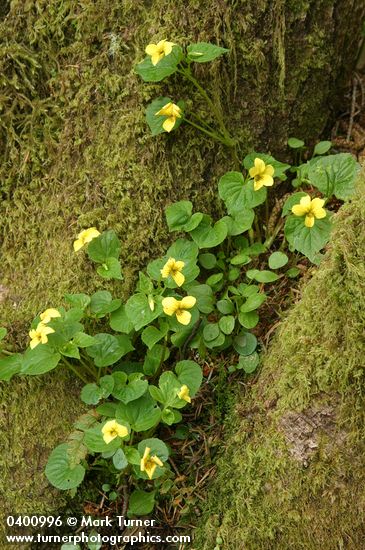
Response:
113,448,128,470
190,216,227,249
268,251,288,269
0,327,7,340
128,490,155,516
206,272,224,287
187,42,229,63
143,344,169,376
89,291,121,318
187,283,215,313
282,192,308,217
217,299,234,314
198,253,217,270
81,383,103,405
73,332,97,348
86,333,134,367
240,293,266,312
203,323,220,342
238,352,260,373
64,293,90,310
110,305,134,334
96,257,123,280
21,345,61,375
218,171,266,215
230,253,251,266
165,200,203,232
287,137,305,149
238,310,259,329
313,141,332,156
87,230,121,263
243,152,291,181
307,153,358,199
116,393,161,432
246,269,279,283
136,45,183,82
146,96,185,135
112,376,148,405
125,293,162,331
175,360,203,396
124,447,141,465
233,331,257,356
0,354,23,381
286,267,301,278
204,332,225,349
84,423,124,453
45,443,85,490
141,326,167,350
61,342,80,359
284,215,332,262
219,315,235,335
221,210,255,235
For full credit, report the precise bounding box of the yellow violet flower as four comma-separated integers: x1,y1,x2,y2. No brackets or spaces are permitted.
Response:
73,227,100,252
177,384,191,403
161,257,185,287
102,419,129,445
40,308,61,324
140,447,164,480
162,296,196,325
249,158,275,191
155,102,182,133
29,322,55,349
292,195,326,228
145,39,175,66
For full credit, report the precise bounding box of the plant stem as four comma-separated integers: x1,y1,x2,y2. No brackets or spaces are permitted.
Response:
0,349,14,356
183,117,231,146
264,219,285,249
62,358,89,384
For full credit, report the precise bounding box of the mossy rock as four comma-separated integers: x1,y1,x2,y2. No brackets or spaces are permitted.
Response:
194,184,365,549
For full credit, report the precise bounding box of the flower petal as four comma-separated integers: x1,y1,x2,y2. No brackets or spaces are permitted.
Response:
162,117,176,132
151,52,163,66
254,179,263,191
172,271,185,287
145,43,157,55
180,296,196,309
162,297,178,316
261,174,274,187
300,195,311,208
265,164,274,177
292,204,307,216
254,158,266,173
175,309,192,325
305,214,315,228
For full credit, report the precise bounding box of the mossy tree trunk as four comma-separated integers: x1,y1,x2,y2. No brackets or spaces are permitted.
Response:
1,0,365,545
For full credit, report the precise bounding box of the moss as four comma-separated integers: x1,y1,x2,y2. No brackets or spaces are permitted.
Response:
194,184,365,549
0,371,84,545
0,0,365,546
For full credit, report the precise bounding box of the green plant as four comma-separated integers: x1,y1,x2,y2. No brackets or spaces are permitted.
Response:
0,38,359,520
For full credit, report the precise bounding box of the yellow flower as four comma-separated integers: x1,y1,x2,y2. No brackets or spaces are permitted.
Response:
140,447,164,480
40,308,61,324
292,195,326,228
73,227,100,252
249,158,275,191
162,295,196,325
102,420,129,445
155,102,182,133
29,322,55,349
161,257,185,287
177,384,191,403
145,39,175,66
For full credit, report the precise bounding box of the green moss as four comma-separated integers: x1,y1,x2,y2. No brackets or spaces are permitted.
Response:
194,185,365,549
0,371,84,544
